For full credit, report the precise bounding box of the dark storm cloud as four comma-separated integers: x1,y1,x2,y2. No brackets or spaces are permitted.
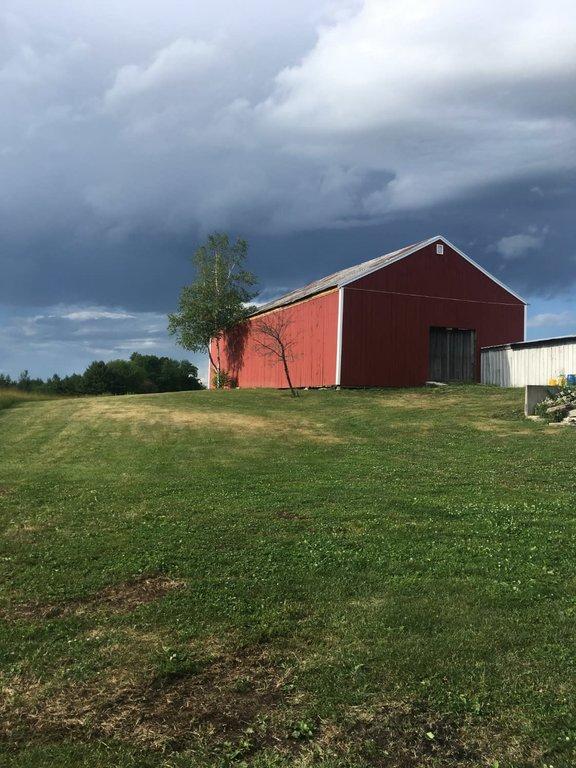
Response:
0,0,575,376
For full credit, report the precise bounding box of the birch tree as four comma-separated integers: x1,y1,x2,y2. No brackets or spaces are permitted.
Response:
168,233,257,387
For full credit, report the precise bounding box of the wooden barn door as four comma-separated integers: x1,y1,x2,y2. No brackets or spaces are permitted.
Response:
429,327,476,382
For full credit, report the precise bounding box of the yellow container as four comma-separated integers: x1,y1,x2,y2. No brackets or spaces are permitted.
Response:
548,378,558,387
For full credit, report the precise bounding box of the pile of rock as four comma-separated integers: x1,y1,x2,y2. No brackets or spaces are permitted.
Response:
545,401,576,426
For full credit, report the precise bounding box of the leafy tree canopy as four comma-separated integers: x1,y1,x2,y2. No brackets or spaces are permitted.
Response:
168,232,258,386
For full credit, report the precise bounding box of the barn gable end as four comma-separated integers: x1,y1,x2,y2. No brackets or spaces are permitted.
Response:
339,235,526,304
339,238,526,387
343,237,525,306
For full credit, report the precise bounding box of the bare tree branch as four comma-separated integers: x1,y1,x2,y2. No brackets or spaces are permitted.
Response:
253,313,299,397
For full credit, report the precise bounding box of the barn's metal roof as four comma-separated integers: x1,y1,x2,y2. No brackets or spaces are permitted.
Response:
251,236,433,316
250,234,526,317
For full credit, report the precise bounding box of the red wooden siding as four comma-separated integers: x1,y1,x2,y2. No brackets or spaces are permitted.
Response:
215,289,339,388
340,241,525,387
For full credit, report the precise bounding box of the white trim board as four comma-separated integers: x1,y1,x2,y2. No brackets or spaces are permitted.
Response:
335,287,344,386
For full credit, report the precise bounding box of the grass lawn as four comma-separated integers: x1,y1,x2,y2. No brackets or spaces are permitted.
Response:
0,386,574,767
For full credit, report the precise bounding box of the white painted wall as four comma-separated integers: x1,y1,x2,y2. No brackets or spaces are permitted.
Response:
481,340,576,387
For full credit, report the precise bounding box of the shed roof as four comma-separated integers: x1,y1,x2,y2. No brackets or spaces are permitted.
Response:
482,335,576,351
250,234,526,317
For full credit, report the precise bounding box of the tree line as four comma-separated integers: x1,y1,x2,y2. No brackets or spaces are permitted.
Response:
0,353,203,396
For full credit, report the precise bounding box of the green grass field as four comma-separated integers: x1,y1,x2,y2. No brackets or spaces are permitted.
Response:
1,386,574,767
0,388,57,412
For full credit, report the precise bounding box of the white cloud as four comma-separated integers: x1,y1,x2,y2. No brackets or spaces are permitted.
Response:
495,232,545,260
260,0,576,214
528,311,576,328
59,309,136,321
103,38,219,109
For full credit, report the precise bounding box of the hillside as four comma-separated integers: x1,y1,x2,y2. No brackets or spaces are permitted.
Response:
1,387,574,767
0,388,57,413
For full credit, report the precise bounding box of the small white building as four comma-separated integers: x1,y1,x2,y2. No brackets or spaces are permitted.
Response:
481,336,576,387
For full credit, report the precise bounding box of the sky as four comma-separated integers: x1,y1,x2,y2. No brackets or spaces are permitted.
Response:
1,0,575,382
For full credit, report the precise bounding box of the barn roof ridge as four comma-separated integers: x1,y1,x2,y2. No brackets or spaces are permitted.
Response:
250,234,526,316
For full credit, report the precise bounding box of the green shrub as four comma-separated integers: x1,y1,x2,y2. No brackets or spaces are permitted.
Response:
210,369,237,389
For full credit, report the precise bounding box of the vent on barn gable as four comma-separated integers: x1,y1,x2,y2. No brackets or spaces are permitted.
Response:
436,243,444,254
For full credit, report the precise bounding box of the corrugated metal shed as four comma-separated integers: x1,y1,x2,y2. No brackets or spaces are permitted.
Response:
482,336,576,386
483,335,576,351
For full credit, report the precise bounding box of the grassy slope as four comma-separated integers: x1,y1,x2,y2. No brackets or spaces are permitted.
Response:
0,387,574,768
0,388,56,412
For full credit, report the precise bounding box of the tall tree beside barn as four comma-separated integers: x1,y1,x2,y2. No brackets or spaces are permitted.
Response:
168,233,258,387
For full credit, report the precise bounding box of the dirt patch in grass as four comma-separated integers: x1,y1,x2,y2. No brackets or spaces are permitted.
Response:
90,401,271,432
379,392,462,410
378,390,522,422
545,422,574,431
2,575,185,622
0,661,527,766
275,510,308,521
78,399,342,444
341,702,486,767
472,421,533,437
3,522,44,541
0,648,291,753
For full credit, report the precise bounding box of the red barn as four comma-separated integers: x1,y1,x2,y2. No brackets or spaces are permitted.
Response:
210,235,526,389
